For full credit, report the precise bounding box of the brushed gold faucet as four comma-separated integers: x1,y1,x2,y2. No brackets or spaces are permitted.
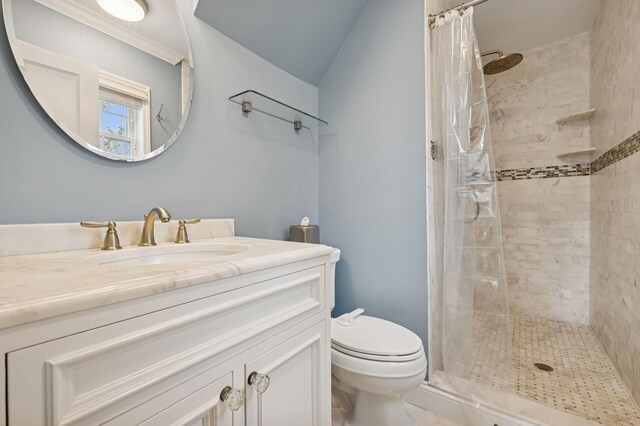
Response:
139,207,171,246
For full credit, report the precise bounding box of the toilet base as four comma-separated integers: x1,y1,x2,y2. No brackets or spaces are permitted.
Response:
344,390,414,426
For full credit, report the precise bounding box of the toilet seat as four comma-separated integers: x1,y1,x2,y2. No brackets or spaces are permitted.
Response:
331,345,427,379
331,342,423,362
330,314,426,379
331,314,423,358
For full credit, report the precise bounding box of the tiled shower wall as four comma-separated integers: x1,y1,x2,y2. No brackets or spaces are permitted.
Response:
485,33,591,324
590,0,640,404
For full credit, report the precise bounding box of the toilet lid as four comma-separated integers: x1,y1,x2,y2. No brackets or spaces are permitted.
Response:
331,315,423,358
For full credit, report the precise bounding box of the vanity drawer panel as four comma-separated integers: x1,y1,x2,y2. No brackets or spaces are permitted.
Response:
8,265,325,426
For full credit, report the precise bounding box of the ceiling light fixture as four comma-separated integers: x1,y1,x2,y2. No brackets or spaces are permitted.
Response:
97,0,149,22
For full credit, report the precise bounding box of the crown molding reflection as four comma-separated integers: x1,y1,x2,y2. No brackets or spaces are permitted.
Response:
33,0,185,65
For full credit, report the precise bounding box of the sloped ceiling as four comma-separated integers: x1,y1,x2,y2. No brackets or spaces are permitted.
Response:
443,0,601,55
193,0,370,86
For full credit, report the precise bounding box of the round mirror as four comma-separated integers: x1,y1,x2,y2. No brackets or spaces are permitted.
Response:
3,0,193,162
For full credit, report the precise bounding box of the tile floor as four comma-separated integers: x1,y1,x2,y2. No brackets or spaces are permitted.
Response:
405,403,462,426
470,313,640,425
331,402,460,426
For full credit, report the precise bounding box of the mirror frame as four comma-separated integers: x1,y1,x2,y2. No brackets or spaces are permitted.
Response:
2,0,194,162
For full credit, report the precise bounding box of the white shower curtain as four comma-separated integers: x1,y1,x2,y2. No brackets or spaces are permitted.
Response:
432,7,511,380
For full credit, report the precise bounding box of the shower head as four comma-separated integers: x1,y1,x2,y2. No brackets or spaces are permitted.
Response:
481,50,523,75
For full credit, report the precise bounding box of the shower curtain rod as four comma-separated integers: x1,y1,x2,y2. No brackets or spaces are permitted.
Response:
428,0,490,27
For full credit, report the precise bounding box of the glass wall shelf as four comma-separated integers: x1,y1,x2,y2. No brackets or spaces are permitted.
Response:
229,90,328,130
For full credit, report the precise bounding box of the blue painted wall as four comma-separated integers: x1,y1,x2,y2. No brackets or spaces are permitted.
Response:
318,0,428,347
0,0,318,240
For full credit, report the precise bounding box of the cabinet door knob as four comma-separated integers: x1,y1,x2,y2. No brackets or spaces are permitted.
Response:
220,386,245,411
248,372,271,394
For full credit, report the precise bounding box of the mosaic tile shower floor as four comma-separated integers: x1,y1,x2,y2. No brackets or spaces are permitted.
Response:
470,313,640,425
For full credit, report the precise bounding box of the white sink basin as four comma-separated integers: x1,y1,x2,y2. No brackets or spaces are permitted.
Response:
86,243,251,266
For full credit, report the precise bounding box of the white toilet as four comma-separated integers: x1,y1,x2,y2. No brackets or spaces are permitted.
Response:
329,249,427,426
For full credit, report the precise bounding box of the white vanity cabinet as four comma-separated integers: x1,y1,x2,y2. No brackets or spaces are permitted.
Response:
2,257,331,426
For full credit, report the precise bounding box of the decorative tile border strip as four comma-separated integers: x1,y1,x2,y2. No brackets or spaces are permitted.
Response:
496,164,590,181
591,129,640,174
449,129,640,181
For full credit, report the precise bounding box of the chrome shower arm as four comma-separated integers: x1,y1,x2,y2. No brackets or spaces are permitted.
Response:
481,50,504,58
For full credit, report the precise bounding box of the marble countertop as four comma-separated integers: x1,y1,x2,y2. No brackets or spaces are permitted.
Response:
0,236,333,331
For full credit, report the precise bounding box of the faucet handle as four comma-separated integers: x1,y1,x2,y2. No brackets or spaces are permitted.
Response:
81,221,122,250
80,220,112,228
175,218,201,244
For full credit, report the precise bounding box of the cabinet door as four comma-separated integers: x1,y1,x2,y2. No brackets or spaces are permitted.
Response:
105,368,238,426
245,322,328,426
139,376,233,426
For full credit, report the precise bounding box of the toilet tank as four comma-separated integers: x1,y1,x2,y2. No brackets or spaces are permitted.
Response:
329,248,341,310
